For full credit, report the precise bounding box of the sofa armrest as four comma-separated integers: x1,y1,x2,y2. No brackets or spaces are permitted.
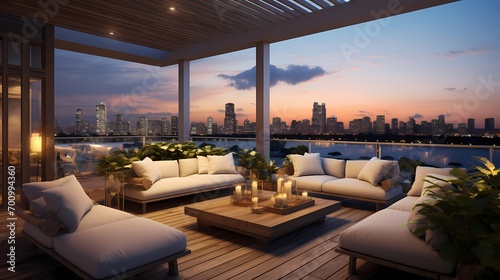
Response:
380,176,405,191
15,205,62,238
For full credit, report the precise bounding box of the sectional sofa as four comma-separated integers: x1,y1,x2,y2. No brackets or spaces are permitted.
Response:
336,166,457,278
17,175,190,279
124,153,246,213
287,154,405,210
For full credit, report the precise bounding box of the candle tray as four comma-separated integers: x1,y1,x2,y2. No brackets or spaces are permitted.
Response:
233,196,269,207
265,199,315,215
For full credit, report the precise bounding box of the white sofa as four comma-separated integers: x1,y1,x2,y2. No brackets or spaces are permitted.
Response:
336,166,457,278
287,154,404,210
18,175,190,279
125,153,246,213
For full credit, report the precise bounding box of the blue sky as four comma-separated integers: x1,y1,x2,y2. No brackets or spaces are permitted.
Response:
55,0,500,129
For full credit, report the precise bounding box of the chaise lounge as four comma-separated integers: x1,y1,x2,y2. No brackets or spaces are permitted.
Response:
16,175,191,279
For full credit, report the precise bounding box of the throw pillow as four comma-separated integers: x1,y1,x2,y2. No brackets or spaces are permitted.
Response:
197,156,210,174
207,153,237,174
153,160,179,178
42,175,93,232
22,175,77,202
289,154,324,176
321,158,345,178
31,196,55,219
357,157,394,185
421,173,456,196
408,166,453,196
178,158,198,177
131,157,161,186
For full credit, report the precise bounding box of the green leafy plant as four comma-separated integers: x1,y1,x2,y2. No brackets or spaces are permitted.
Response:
95,150,139,174
417,157,500,279
235,148,278,181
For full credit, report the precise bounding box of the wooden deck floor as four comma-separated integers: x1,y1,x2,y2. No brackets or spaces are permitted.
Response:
0,175,427,280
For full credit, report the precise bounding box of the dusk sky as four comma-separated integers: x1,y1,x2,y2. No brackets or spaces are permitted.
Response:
55,0,500,129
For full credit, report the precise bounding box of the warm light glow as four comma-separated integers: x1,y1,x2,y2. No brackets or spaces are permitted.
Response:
31,133,42,153
109,32,115,35
169,7,175,11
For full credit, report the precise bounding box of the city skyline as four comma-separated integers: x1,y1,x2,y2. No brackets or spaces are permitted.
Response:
60,101,497,137
54,0,500,129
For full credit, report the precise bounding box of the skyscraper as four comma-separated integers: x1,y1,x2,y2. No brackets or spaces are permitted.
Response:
171,116,178,135
485,118,495,135
95,102,107,135
224,103,237,134
75,109,83,135
137,116,149,135
161,118,170,135
391,118,398,134
115,114,128,135
311,102,326,134
374,115,385,135
207,117,214,135
467,118,475,135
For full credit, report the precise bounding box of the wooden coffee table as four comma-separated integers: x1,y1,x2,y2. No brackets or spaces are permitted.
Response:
184,191,341,242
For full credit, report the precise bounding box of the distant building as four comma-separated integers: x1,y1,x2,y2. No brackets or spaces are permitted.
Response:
326,116,337,134
374,115,385,135
271,117,282,134
349,119,362,135
114,114,128,135
391,118,398,134
467,118,475,135
137,116,149,135
360,116,372,134
457,123,467,135
224,103,237,134
95,102,107,135
171,116,178,135
161,118,170,135
207,117,214,135
311,102,326,134
149,120,162,135
485,118,495,135
76,109,83,134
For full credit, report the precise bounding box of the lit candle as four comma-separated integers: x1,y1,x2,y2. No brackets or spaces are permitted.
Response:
277,178,283,193
252,180,258,196
284,181,292,200
281,193,288,207
273,194,281,208
302,191,308,200
252,196,258,206
235,185,242,200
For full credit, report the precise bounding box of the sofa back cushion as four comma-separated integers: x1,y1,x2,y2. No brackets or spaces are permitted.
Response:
288,154,325,176
178,158,198,177
357,157,396,185
132,157,161,186
345,160,369,178
153,160,179,178
321,158,345,178
207,153,238,174
197,156,210,174
408,166,453,196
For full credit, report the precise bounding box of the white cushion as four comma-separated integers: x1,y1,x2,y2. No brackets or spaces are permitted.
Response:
291,175,336,192
321,158,345,178
322,178,403,201
30,196,54,219
23,175,77,202
178,158,198,177
339,209,454,274
197,156,210,174
207,153,237,174
357,157,394,185
288,154,325,177
344,160,369,178
131,157,161,186
408,166,453,196
153,160,179,178
53,217,187,279
41,176,93,232
387,196,419,212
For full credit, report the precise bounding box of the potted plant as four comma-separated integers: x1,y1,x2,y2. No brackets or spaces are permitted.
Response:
417,157,500,279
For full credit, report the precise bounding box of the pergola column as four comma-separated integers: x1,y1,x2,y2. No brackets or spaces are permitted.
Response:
256,42,270,161
178,59,190,143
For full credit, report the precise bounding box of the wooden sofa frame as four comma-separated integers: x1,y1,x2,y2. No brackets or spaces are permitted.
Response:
335,247,454,280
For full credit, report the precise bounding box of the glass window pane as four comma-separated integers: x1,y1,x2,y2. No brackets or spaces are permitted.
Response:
0,75,2,206
30,45,42,68
7,76,22,202
30,78,43,182
8,41,21,66
0,39,3,64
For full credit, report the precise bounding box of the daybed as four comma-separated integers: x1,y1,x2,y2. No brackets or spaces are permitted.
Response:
17,175,191,279
336,166,457,279
124,153,245,213
287,154,405,210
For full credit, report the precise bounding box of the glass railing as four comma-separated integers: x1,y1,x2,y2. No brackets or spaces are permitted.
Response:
54,136,500,176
